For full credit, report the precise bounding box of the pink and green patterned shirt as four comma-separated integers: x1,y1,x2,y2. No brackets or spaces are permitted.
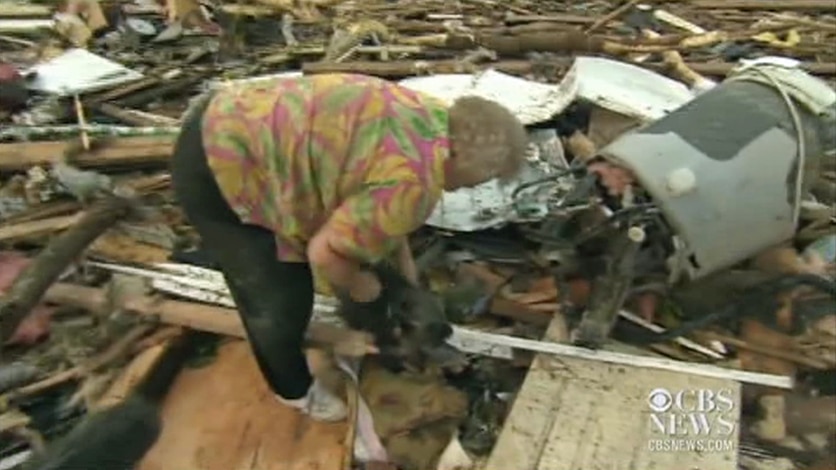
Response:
201,73,449,265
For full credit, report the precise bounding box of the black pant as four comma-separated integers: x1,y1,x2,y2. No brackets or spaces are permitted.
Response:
170,93,314,400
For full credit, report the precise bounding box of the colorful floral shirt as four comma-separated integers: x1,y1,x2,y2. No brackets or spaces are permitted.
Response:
201,73,449,266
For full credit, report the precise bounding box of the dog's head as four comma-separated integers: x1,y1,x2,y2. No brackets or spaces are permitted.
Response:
386,283,452,346
334,262,460,372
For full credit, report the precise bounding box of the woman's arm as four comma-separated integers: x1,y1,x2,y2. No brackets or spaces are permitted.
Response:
307,231,381,302
307,180,437,301
396,238,419,285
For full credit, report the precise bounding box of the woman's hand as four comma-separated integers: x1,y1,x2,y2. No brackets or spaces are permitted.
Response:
332,330,379,356
348,270,382,302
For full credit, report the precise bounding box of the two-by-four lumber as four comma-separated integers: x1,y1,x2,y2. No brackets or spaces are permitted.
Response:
0,135,174,171
42,282,367,350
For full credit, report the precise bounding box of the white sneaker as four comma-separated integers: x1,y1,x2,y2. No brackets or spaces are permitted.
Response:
276,379,348,422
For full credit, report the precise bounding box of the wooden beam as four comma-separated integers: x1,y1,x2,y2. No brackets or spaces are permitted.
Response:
96,330,183,409
42,283,368,349
0,196,131,342
302,59,836,78
690,0,836,10
485,314,741,470
505,14,596,24
0,135,174,171
0,4,52,17
0,214,80,242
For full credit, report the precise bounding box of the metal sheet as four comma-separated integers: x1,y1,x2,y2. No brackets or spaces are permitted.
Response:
25,49,144,96
399,69,578,125
570,56,696,121
399,59,698,232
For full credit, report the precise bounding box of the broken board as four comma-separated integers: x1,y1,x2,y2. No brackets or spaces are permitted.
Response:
0,135,173,171
485,315,741,470
137,340,347,470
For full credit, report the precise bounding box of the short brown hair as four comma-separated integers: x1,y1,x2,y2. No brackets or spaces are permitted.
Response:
448,96,528,183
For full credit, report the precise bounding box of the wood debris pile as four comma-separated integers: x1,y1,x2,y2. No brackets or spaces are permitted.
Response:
0,1,835,470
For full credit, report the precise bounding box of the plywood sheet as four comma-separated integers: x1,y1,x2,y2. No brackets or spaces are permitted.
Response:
138,340,347,470
483,316,570,470
486,316,740,470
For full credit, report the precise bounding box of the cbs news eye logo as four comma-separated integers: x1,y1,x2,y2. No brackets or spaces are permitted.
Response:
648,388,674,412
647,387,736,437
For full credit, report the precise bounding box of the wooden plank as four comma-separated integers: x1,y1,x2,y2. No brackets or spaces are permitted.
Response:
0,214,80,242
484,315,571,470
43,283,371,349
486,315,740,470
0,135,174,171
534,357,739,470
137,340,347,470
504,14,596,24
302,59,836,79
96,330,183,409
0,4,52,17
88,232,172,265
690,0,835,10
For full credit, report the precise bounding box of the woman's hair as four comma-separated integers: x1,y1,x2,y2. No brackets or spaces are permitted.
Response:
448,96,528,183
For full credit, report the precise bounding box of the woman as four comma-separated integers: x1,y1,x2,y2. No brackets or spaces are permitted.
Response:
170,73,527,422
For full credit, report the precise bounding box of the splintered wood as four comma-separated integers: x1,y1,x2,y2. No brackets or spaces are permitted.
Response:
485,315,741,470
